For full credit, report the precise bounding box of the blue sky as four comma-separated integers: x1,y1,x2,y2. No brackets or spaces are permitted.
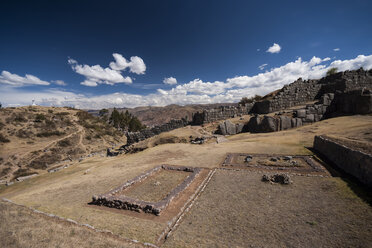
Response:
0,0,372,109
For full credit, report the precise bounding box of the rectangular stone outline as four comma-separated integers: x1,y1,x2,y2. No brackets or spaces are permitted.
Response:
91,165,202,215
221,153,327,174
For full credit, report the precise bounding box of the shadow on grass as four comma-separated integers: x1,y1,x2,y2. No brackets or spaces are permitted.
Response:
307,146,372,207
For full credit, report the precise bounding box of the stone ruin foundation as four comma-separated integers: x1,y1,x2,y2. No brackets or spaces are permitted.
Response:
222,153,328,175
91,165,202,215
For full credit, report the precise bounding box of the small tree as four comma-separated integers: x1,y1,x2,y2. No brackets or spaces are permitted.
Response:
239,95,262,106
99,108,108,116
326,67,338,76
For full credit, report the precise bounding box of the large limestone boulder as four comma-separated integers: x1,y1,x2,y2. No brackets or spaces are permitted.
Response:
305,114,315,122
245,115,262,133
296,109,306,118
224,120,237,135
218,120,242,135
236,123,244,133
259,116,278,132
279,116,292,130
218,122,227,135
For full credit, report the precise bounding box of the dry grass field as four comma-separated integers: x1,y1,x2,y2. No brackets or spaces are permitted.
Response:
122,170,191,202
163,170,372,248
0,200,139,248
0,114,371,247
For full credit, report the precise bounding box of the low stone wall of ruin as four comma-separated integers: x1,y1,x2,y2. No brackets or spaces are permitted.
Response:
92,165,202,215
313,135,372,187
126,119,188,145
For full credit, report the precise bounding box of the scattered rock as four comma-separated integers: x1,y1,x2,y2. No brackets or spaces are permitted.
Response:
245,155,253,162
190,137,205,144
6,181,14,186
283,156,293,161
262,174,292,184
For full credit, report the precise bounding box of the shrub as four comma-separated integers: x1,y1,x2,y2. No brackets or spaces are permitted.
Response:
326,67,338,76
239,95,262,106
0,122,4,130
0,167,11,177
0,133,10,143
35,114,46,122
99,108,108,116
13,168,36,178
36,131,65,137
14,114,27,122
16,129,33,138
56,112,69,116
109,108,145,132
44,119,56,129
58,139,71,147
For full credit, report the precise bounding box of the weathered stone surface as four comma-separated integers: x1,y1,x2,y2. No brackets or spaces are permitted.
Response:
218,122,227,135
260,116,278,132
305,114,314,122
236,123,244,134
224,120,236,135
296,109,306,118
314,135,372,187
218,120,244,135
279,116,292,130
245,115,262,133
296,118,303,127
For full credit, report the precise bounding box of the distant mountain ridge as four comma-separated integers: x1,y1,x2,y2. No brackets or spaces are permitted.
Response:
87,103,238,126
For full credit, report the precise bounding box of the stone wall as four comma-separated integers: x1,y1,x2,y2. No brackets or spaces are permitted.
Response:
192,104,253,125
313,135,372,187
126,118,188,145
91,165,202,215
252,68,372,114
333,89,372,114
244,89,372,133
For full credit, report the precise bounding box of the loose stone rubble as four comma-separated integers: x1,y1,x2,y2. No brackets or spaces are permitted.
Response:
262,173,292,184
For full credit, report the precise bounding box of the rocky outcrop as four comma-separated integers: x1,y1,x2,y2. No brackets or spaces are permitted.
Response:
313,135,372,187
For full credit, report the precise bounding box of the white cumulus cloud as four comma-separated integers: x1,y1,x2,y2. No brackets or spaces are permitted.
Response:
68,58,132,87
258,64,268,70
163,77,178,85
109,53,146,74
69,53,146,87
52,80,67,86
333,48,340,52
266,43,281,53
0,71,50,87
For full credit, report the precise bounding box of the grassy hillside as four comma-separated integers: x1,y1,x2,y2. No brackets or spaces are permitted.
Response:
0,106,125,181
